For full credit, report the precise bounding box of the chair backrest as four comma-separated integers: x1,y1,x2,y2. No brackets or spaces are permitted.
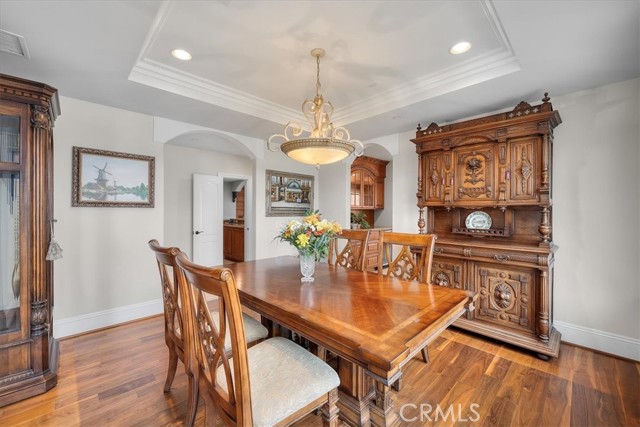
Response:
328,229,371,271
175,252,252,427
377,232,437,283
148,239,184,348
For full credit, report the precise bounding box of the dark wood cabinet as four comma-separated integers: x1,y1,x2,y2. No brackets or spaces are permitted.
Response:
223,225,244,262
412,94,561,358
0,74,59,406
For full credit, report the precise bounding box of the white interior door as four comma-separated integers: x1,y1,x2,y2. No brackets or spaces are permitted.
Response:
193,174,223,266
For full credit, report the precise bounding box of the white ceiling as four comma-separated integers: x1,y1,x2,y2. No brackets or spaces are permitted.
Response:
0,0,638,151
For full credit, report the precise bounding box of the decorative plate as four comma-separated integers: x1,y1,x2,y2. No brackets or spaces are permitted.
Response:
465,211,492,230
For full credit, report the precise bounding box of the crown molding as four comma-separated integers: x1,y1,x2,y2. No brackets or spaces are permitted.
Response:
130,0,518,128
129,0,304,125
333,0,519,125
129,58,305,125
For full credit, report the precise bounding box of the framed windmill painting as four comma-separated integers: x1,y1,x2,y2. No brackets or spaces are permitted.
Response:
72,146,155,207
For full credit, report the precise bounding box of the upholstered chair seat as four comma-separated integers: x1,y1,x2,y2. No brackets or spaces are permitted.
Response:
216,336,340,427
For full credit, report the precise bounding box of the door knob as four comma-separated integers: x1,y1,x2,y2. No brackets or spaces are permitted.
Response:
194,230,204,235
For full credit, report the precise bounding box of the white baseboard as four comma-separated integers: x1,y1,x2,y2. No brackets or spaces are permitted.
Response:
555,320,640,361
53,298,163,339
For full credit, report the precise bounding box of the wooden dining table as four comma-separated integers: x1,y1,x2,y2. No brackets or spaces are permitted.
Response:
226,256,477,427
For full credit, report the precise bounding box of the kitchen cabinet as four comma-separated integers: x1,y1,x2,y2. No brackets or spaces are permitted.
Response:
223,224,244,262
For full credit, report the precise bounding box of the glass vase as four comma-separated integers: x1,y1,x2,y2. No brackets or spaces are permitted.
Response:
299,251,315,283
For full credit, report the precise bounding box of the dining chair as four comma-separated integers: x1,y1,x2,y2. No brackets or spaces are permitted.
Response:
377,231,437,377
175,252,341,427
148,240,268,427
328,229,370,271
378,231,437,285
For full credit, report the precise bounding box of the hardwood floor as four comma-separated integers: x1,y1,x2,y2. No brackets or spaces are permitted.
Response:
1,315,637,426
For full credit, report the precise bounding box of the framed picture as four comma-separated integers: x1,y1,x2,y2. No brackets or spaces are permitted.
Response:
266,170,314,217
72,146,155,207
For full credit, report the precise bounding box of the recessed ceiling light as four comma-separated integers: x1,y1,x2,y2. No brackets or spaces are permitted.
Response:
171,49,192,61
449,41,472,55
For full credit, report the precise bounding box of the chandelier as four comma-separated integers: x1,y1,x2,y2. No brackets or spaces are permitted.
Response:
267,48,363,167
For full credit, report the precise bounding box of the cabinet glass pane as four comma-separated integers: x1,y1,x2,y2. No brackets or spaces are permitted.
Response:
351,172,362,206
0,115,20,163
363,174,374,207
0,172,20,334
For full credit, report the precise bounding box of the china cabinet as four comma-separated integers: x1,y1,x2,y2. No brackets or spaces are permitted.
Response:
0,74,59,405
412,94,561,358
350,156,388,210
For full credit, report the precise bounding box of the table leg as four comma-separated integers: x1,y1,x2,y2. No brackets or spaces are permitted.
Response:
260,315,289,338
369,380,401,427
336,357,374,427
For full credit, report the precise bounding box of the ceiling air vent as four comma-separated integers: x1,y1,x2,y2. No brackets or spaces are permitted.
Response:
0,30,30,58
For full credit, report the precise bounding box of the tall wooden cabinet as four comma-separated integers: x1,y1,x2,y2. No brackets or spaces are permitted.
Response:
412,94,561,358
0,74,59,405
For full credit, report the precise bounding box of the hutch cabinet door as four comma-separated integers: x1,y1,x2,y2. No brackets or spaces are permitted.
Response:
509,136,541,202
474,262,536,334
430,257,466,290
453,144,497,203
422,152,446,203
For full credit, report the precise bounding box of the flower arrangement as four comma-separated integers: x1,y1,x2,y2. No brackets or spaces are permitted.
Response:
276,210,342,261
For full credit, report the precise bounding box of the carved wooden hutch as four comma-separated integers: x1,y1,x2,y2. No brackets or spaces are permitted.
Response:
412,94,561,358
0,75,59,405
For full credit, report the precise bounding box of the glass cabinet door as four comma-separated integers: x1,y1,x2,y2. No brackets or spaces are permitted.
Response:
0,112,21,335
351,171,362,207
363,173,374,207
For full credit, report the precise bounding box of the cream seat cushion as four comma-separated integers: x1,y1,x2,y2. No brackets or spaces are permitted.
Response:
216,337,340,427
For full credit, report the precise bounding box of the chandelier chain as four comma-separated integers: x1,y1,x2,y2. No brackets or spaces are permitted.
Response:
316,54,322,96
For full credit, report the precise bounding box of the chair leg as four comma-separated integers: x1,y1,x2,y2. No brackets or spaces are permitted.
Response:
421,346,430,364
197,378,218,427
184,372,199,427
320,388,340,427
163,344,179,392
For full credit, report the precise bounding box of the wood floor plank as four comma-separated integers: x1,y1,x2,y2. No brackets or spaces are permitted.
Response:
0,315,637,427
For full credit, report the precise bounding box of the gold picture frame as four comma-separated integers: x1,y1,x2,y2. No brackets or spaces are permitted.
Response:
72,146,155,208
265,170,313,217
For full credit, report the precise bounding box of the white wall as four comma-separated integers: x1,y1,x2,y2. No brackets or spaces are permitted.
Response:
390,131,420,233
318,161,351,229
52,97,165,336
552,78,639,358
163,144,253,259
